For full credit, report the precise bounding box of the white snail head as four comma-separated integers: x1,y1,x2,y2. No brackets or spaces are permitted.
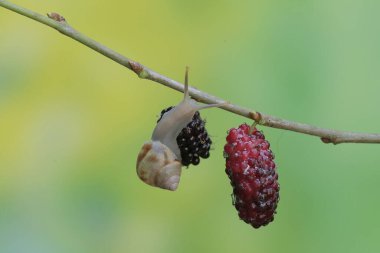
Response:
136,67,225,191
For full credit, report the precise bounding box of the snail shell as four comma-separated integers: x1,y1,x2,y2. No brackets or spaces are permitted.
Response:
136,141,182,191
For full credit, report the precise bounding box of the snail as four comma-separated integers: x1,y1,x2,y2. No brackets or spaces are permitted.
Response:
136,67,224,191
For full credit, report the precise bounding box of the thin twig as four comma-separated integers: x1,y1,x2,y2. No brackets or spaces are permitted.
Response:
1,0,380,144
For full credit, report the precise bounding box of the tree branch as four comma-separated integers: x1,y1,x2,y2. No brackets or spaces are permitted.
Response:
1,0,379,144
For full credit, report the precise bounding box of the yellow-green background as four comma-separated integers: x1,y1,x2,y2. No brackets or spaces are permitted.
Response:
1,1,380,252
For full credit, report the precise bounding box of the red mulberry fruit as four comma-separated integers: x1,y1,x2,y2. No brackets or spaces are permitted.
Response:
158,107,212,166
224,123,280,228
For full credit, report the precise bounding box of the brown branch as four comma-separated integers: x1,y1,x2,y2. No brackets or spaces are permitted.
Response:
1,0,380,144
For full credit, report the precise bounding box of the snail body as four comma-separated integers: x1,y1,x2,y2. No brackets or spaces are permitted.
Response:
136,68,224,191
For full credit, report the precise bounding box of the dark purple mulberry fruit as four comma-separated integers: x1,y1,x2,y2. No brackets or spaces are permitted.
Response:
158,106,212,167
224,123,280,229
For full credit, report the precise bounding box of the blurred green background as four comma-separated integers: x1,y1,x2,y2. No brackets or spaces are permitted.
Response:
1,0,380,252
